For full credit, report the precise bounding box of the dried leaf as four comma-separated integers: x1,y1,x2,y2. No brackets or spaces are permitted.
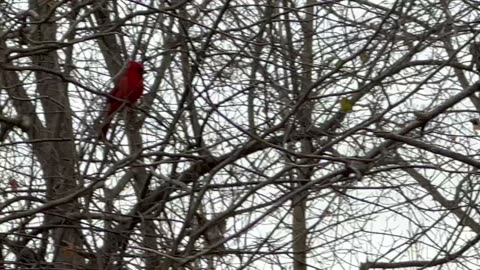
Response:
8,179,19,190
335,59,343,69
360,51,370,63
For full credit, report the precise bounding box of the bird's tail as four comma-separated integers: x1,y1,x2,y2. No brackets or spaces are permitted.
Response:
98,101,122,138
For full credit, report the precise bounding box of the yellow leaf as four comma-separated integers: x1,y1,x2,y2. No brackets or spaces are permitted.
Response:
360,51,370,64
340,98,353,112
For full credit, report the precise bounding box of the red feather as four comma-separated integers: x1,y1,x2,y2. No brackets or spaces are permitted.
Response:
101,61,144,137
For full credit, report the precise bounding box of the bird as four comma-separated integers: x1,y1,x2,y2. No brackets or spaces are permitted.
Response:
470,40,480,72
100,60,145,137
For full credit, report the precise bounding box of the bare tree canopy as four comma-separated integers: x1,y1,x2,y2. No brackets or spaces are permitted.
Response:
1,0,480,269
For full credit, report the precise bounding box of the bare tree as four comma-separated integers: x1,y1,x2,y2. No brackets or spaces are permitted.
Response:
2,0,480,269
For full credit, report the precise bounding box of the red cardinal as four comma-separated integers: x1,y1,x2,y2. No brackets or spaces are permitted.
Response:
101,60,145,137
